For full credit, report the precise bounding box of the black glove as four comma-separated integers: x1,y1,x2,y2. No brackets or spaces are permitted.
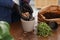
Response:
20,1,33,15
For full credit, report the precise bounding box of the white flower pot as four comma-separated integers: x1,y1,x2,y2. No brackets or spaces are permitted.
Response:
21,19,35,32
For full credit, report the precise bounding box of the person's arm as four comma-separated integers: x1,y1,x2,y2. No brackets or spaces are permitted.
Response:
21,2,33,15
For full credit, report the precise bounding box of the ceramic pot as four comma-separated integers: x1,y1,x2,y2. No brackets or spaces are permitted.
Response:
21,18,35,32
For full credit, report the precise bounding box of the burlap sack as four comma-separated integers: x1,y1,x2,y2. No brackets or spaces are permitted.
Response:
38,5,60,24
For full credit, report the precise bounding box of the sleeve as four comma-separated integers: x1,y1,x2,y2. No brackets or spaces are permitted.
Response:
0,0,14,8
23,0,30,3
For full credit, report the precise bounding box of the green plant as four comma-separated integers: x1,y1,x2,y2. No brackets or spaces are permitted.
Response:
37,22,52,37
0,21,14,40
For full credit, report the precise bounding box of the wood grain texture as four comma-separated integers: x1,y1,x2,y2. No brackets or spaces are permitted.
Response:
35,0,58,8
10,21,60,40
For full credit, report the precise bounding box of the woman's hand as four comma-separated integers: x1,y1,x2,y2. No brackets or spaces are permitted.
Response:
22,12,30,18
21,12,30,20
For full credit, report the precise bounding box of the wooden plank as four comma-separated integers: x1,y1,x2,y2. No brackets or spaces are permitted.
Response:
35,0,58,8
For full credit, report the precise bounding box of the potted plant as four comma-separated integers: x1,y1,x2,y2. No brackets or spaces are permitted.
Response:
21,12,35,32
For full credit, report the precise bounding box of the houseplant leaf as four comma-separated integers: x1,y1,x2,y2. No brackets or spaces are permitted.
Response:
0,21,14,40
37,22,52,37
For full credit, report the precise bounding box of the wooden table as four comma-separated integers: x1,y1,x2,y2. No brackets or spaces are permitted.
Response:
10,21,60,40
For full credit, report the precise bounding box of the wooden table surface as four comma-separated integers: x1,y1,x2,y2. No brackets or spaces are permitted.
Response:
10,21,60,40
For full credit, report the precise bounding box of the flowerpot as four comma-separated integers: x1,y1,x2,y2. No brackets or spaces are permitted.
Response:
21,18,35,32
